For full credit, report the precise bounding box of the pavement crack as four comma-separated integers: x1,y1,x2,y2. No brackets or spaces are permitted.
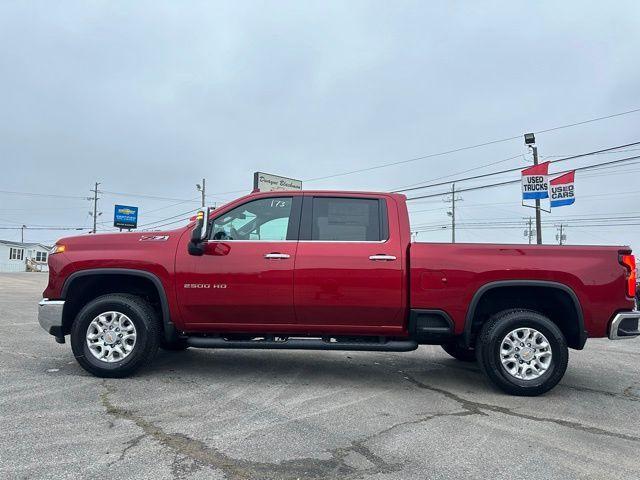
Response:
404,374,640,443
99,380,402,479
562,383,640,402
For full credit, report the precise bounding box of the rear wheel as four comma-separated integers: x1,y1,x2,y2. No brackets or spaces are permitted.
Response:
441,342,476,362
475,309,568,396
70,294,160,378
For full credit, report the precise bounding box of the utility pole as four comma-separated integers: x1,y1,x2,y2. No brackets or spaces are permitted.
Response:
21,225,26,243
523,217,534,244
556,224,566,245
90,182,101,234
445,183,463,243
197,178,206,208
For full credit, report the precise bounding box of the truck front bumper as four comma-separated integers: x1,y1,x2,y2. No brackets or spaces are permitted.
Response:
609,311,640,340
38,299,65,343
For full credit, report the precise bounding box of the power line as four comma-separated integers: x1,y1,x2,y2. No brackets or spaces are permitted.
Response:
137,208,199,228
395,141,640,193
406,153,640,201
0,226,89,231
0,190,87,200
100,190,199,203
413,215,640,232
140,216,195,230
393,154,524,192
303,107,640,182
535,108,640,134
143,197,202,215
541,148,640,158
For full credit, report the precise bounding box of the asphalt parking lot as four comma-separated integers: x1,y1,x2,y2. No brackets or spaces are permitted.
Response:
1,272,639,480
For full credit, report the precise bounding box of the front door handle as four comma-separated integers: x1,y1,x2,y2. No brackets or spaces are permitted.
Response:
369,254,397,261
264,253,290,260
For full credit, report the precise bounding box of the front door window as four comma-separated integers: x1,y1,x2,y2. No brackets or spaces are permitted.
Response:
211,197,293,241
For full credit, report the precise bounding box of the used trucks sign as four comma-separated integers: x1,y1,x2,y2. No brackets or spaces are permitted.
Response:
253,172,302,192
521,162,550,200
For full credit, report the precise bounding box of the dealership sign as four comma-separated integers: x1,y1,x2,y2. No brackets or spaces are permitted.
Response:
521,161,550,200
521,163,576,209
253,172,302,192
549,171,575,208
114,205,138,229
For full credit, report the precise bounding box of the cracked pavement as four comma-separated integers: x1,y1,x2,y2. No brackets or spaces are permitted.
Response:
1,273,640,479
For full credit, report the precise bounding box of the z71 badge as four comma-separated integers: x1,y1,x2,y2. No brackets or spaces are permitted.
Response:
139,235,169,242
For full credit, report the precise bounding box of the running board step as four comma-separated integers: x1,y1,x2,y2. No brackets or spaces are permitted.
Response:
186,336,418,352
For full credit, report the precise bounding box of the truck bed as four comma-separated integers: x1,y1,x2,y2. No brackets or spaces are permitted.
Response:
409,242,633,338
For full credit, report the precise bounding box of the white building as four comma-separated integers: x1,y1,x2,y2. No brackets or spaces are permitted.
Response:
0,240,51,273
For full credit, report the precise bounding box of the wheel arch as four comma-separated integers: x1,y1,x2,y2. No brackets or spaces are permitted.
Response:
61,268,176,342
463,280,587,350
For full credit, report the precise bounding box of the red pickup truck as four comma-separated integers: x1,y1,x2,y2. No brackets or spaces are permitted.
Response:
39,190,639,396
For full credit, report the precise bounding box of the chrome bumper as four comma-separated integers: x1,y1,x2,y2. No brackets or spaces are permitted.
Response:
38,299,65,336
609,311,640,340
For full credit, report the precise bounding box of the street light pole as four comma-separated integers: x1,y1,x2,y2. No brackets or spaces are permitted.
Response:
524,133,543,245
197,179,206,208
531,145,543,245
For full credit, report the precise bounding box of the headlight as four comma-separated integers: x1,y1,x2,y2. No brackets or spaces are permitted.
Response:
50,244,66,255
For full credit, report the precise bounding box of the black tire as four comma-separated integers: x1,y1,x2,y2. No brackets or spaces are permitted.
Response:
159,338,189,351
70,294,160,378
441,342,476,362
475,309,568,396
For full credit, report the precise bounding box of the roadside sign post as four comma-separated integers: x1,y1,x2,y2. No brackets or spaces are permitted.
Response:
253,172,302,192
114,205,138,230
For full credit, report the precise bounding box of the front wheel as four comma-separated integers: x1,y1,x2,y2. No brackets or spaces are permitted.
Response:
475,309,568,396
70,294,160,378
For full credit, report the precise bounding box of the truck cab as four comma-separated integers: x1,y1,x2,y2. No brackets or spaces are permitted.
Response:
176,191,408,336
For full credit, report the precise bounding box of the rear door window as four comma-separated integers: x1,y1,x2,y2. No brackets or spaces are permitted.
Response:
310,197,385,241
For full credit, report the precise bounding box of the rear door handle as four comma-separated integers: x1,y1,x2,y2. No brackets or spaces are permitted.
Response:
369,254,397,261
264,253,290,260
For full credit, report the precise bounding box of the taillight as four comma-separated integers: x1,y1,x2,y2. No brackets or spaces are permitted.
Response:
619,254,637,298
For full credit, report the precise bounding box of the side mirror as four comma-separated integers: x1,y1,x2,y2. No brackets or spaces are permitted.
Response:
188,209,210,256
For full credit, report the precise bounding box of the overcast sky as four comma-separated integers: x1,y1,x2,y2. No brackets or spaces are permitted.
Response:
1,1,639,248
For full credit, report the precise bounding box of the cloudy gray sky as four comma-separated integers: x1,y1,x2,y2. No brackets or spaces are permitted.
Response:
1,1,639,248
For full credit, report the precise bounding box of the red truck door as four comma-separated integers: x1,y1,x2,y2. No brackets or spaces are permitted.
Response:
294,195,405,334
175,195,301,330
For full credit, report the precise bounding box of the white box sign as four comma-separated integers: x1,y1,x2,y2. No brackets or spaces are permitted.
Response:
253,172,302,192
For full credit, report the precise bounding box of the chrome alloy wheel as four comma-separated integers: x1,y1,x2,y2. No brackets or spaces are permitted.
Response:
500,327,552,380
86,311,137,363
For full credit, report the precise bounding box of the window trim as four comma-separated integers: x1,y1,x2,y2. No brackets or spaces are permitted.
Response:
9,247,25,260
299,195,389,242
207,196,302,242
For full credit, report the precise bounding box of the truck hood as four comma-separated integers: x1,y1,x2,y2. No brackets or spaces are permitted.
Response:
44,228,188,298
55,229,182,250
